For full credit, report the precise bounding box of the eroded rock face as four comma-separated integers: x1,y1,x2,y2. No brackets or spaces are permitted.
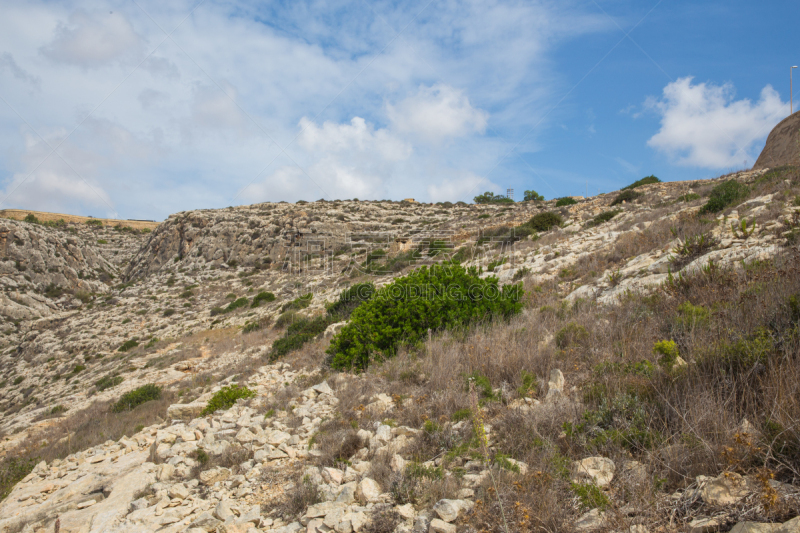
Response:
0,219,118,320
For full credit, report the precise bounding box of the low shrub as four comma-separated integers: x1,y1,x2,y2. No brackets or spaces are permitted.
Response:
524,212,563,232
118,339,139,352
251,291,276,307
610,189,641,206
95,374,123,392
201,385,255,415
570,482,611,510
0,457,38,501
555,322,589,349
586,210,621,227
270,316,332,361
653,340,679,370
85,219,103,227
112,384,162,413
474,192,513,204
327,262,522,371
555,197,577,207
281,293,312,313
700,180,749,214
622,175,660,190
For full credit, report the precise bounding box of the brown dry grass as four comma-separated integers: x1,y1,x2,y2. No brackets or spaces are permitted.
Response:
341,248,800,531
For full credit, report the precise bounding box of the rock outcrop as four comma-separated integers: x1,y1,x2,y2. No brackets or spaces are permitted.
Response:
754,111,800,169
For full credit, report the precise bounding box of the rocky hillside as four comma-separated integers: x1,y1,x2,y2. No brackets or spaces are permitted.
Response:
1,162,800,533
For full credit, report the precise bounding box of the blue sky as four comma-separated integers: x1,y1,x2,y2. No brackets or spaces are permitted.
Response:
0,0,797,220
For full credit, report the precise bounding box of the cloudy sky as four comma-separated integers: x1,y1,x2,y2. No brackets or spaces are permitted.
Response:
0,0,796,220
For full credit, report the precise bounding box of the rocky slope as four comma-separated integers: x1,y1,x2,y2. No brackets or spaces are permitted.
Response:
1,163,800,533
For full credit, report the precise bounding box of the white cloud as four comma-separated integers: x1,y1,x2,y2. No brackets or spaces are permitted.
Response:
427,172,495,203
645,77,786,168
0,0,607,217
40,10,143,68
2,130,115,214
387,84,488,142
297,117,411,161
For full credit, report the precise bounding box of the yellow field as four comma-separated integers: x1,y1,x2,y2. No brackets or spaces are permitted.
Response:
0,209,161,230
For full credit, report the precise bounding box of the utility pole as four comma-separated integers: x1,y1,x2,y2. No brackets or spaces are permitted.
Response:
793,66,798,115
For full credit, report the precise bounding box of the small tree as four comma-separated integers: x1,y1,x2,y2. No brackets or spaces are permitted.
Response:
524,190,544,202
474,192,513,204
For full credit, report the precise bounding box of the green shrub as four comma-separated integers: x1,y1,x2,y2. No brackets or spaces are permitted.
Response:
524,212,563,232
653,340,679,370
251,291,276,307
179,290,194,298
487,257,507,272
715,328,774,371
586,210,621,227
13,376,24,385
518,370,537,397
700,180,749,214
451,408,471,422
679,193,701,202
269,316,332,361
570,482,611,510
111,384,162,413
466,371,499,403
326,283,375,319
622,175,660,190
0,457,39,501
85,219,103,227
225,297,249,312
97,239,108,244
611,189,641,206
95,374,123,391
327,263,523,371
565,392,660,452
162,309,175,317
675,302,710,329
275,311,302,329
201,385,255,415
117,339,139,352
555,197,577,207
50,405,67,415
281,293,312,313
555,322,589,349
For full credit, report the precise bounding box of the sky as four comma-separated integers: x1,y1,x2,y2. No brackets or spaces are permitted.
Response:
0,0,797,220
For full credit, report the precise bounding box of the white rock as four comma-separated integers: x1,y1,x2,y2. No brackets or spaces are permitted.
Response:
429,518,456,533
168,483,189,500
573,457,615,487
357,478,381,502
433,499,474,523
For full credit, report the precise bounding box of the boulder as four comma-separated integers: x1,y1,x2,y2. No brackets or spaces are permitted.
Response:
433,499,474,523
429,518,457,533
357,478,381,502
700,472,748,506
573,457,615,487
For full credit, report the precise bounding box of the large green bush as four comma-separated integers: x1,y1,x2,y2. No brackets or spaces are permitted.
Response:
327,263,523,371
111,384,161,413
201,385,255,415
251,291,276,307
524,212,563,232
700,180,749,214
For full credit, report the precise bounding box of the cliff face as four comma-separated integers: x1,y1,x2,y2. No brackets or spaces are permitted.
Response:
753,111,800,170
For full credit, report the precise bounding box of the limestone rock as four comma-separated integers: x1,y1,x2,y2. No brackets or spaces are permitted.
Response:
573,457,615,487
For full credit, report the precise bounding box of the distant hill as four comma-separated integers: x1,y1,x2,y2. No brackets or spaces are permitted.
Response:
0,209,160,230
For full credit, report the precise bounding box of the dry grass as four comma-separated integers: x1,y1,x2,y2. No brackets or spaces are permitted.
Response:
342,248,800,530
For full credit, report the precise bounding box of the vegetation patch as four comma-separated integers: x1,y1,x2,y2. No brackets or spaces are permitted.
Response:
327,262,522,371
201,385,255,415
524,212,563,232
326,282,375,320
474,191,513,204
700,180,749,214
111,384,162,413
611,189,641,206
622,175,660,190
117,339,139,352
555,197,577,207
586,210,621,228
251,291,276,307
